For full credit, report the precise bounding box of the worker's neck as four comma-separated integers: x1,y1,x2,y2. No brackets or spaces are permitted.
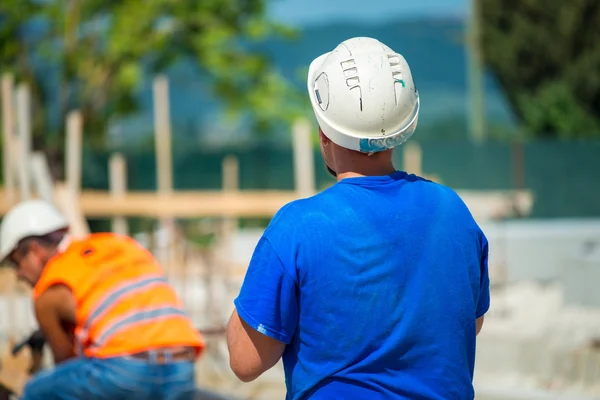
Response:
328,147,396,181
335,162,397,181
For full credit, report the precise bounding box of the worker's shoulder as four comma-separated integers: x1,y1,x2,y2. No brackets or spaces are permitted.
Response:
273,186,339,218
265,188,338,232
58,233,142,263
410,175,468,203
408,177,477,219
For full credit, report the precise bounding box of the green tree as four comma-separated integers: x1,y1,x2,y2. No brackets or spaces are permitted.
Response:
0,0,305,173
480,0,600,138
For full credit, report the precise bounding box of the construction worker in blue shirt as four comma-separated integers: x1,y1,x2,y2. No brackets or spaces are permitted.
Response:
226,37,490,400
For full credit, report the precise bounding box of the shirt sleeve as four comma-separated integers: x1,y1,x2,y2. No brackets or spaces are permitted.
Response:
234,236,298,344
476,233,491,318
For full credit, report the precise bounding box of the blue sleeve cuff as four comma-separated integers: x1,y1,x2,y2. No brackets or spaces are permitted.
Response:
476,296,490,319
234,298,293,344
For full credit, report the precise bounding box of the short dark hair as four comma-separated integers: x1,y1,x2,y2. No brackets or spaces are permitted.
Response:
14,229,67,256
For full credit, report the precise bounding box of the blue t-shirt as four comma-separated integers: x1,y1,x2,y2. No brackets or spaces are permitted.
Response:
234,171,490,400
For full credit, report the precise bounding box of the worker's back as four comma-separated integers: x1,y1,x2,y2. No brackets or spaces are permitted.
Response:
236,171,489,400
33,233,204,358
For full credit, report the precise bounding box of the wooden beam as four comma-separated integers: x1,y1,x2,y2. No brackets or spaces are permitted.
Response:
78,190,297,218
0,188,534,220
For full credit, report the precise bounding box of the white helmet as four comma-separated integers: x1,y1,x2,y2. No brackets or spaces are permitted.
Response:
0,199,68,263
307,37,420,153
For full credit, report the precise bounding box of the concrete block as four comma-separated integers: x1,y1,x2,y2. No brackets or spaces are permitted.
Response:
563,243,600,308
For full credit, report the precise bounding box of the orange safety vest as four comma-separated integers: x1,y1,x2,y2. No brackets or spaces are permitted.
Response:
32,233,205,359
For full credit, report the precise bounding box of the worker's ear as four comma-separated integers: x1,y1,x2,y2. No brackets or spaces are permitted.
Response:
319,129,331,146
27,241,48,262
28,240,45,254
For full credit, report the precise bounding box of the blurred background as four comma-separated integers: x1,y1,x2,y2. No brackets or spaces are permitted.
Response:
0,0,599,399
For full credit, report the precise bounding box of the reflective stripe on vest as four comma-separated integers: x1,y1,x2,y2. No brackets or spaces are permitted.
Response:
84,275,168,330
92,306,189,347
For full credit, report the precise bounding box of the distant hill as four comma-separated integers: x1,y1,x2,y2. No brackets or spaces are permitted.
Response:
115,18,517,143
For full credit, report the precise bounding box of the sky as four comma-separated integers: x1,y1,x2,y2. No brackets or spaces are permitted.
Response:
268,0,468,26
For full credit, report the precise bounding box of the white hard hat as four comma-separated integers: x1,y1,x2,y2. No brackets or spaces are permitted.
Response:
0,200,68,263
307,37,420,153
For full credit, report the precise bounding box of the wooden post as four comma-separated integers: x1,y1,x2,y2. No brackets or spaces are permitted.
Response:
0,76,18,344
153,75,173,195
152,75,175,267
29,152,54,203
1,74,16,204
15,84,32,200
57,110,89,238
220,155,240,326
66,111,82,196
467,0,486,142
292,119,315,197
221,154,239,233
219,154,239,265
222,156,239,195
53,183,90,238
109,153,128,235
403,142,422,175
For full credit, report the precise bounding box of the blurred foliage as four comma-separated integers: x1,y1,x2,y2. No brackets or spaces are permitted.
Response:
0,0,304,172
481,0,600,138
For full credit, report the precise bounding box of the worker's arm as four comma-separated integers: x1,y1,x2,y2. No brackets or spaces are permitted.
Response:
34,284,77,364
226,236,298,382
226,309,286,382
476,316,484,335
